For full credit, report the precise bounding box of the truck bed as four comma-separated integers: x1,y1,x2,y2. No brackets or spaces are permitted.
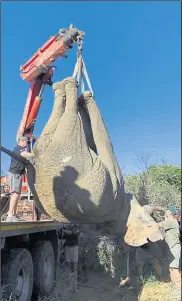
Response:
0,221,63,237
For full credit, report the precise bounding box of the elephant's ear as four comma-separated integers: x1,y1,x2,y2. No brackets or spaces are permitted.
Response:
124,222,165,247
125,194,165,247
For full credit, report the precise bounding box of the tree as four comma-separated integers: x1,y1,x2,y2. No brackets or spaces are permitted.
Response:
124,152,181,209
147,165,181,191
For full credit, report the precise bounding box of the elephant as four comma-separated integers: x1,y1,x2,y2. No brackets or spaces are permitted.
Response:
1,77,164,246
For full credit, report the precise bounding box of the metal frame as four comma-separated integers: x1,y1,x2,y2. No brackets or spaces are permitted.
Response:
0,221,63,238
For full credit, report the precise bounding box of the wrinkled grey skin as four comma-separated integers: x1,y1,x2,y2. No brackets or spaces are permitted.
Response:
1,77,164,246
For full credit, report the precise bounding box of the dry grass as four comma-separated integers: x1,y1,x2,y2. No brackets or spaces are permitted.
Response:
1,271,180,301
38,275,180,301
139,280,180,301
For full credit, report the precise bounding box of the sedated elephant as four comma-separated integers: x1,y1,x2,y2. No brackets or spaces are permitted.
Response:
1,77,164,246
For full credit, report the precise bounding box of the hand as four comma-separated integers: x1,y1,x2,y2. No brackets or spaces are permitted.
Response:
119,277,130,287
29,157,35,165
31,135,38,141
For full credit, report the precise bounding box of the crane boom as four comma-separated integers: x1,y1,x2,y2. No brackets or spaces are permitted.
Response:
17,24,84,145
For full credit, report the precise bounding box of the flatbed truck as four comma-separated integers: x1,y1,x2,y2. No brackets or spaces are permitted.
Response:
1,220,64,301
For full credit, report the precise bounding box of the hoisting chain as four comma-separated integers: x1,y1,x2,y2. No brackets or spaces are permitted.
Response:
73,36,94,96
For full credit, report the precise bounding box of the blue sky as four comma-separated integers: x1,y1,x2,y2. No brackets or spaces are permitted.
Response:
1,1,181,175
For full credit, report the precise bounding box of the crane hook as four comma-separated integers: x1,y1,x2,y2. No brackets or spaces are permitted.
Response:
77,36,83,57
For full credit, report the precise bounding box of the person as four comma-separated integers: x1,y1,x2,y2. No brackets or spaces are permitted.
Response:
5,136,34,222
135,241,162,281
120,205,164,287
120,240,162,287
63,224,80,292
119,242,132,287
35,206,42,221
158,208,181,289
174,209,181,243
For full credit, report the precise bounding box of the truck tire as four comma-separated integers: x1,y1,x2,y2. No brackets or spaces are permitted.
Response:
31,241,55,296
1,248,33,301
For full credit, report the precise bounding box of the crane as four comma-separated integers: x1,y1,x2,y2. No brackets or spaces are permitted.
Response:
17,24,85,151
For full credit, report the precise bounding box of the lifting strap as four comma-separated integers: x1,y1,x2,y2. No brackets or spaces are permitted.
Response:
72,55,94,96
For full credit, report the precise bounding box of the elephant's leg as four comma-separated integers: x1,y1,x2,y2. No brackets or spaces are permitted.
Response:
78,92,123,184
50,78,93,170
33,82,66,154
52,77,81,142
41,82,66,135
78,104,97,154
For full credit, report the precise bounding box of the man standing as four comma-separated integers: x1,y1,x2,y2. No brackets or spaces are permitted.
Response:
135,241,162,281
6,136,34,222
63,225,80,292
120,240,163,287
120,204,164,286
158,208,181,289
174,209,181,243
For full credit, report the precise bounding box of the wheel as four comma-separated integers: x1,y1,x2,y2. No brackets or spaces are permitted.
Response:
2,248,33,301
31,241,55,296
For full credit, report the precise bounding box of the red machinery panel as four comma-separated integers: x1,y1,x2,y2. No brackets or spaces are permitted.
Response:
20,34,67,82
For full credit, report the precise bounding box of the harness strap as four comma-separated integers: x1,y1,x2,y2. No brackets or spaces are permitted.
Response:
73,55,94,96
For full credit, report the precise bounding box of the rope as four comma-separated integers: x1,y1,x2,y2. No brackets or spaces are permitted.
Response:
72,55,94,96
81,58,94,96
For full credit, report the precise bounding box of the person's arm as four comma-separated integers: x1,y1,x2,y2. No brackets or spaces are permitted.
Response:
158,219,173,231
20,150,35,159
30,135,38,141
153,206,166,213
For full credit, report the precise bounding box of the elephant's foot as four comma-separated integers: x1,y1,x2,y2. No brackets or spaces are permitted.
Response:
52,80,66,93
63,77,78,91
53,77,78,95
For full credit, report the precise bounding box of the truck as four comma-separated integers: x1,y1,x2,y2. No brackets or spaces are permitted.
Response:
1,220,64,301
1,176,65,301
1,24,85,301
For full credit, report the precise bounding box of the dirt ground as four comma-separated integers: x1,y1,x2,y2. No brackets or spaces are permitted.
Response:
72,273,180,301
73,273,138,301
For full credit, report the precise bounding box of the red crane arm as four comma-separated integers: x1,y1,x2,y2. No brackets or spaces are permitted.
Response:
17,24,84,143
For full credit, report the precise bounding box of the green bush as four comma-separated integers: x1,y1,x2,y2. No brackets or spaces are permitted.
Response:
124,164,181,209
